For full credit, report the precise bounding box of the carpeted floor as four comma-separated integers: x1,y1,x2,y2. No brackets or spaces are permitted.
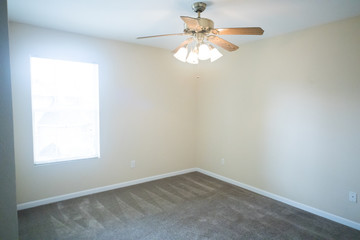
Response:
18,172,360,240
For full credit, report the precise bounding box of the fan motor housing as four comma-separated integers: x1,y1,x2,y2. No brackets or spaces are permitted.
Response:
197,18,214,29
184,18,214,34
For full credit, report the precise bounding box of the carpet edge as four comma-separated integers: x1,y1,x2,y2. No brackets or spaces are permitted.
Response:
196,168,360,231
17,168,197,210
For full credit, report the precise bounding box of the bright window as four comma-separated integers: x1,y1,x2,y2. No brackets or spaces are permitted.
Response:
30,57,100,164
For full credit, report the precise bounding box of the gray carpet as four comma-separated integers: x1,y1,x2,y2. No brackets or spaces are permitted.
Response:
18,172,360,240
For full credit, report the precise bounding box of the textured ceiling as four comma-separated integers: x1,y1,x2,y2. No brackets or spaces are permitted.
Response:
7,0,360,50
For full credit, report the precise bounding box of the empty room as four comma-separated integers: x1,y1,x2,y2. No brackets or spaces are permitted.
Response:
1,0,360,239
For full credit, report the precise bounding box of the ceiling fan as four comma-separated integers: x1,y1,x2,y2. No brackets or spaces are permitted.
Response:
137,2,264,64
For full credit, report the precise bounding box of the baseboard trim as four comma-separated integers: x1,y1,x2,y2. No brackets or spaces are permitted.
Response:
196,168,360,231
17,167,360,231
17,168,197,211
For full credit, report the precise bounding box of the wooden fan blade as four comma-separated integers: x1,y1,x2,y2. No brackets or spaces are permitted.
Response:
180,16,200,30
137,33,185,39
172,38,194,53
207,35,239,52
213,27,264,35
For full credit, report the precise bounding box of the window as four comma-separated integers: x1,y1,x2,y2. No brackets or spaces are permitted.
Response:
30,57,100,164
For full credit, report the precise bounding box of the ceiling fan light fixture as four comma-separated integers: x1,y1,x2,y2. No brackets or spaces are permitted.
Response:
173,46,188,62
210,47,223,62
198,43,211,60
138,2,264,64
186,49,199,64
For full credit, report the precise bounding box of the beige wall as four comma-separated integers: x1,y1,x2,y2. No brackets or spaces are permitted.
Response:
9,22,197,204
10,15,360,225
196,16,360,223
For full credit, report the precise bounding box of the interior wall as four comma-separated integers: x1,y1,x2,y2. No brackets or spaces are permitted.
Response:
9,22,197,204
0,0,19,239
196,16,360,223
9,14,360,226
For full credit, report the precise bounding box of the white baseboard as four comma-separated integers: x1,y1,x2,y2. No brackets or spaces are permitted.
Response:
17,168,197,210
17,167,360,231
196,168,360,231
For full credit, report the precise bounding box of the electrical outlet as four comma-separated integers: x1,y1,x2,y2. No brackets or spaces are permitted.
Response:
349,192,357,203
131,160,136,168
221,158,225,165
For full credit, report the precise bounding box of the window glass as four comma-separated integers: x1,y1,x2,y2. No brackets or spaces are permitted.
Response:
30,57,100,164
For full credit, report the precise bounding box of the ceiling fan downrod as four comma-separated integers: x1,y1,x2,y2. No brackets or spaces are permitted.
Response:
192,2,207,18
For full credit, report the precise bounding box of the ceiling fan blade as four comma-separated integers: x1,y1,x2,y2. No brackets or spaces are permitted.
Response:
207,35,239,52
180,16,200,30
137,33,185,39
213,27,264,35
172,38,194,53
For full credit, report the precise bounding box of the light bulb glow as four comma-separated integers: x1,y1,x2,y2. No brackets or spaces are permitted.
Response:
173,47,188,62
186,49,199,64
198,44,210,60
210,47,223,62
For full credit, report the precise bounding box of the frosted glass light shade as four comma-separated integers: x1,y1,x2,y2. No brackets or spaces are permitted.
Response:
186,50,199,64
210,47,223,62
173,47,188,62
198,44,210,60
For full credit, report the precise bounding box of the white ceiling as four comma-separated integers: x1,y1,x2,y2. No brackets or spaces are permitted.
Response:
7,0,360,51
